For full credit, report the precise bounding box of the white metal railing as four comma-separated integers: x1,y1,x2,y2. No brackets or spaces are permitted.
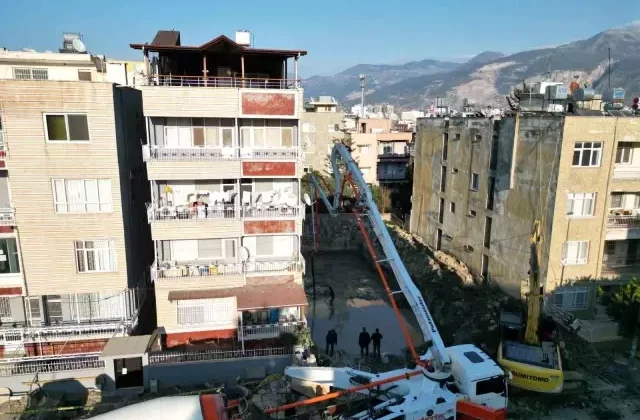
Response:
144,75,299,89
246,256,305,274
144,145,239,162
0,322,130,345
239,147,300,160
607,215,640,228
154,262,243,280
242,205,304,219
0,131,5,156
0,207,15,225
613,166,640,179
0,352,104,376
148,346,291,365
147,204,238,222
239,320,306,341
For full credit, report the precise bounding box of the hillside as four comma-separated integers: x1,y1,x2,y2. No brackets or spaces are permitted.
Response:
303,22,640,109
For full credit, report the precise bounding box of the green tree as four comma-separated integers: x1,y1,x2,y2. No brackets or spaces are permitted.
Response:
605,278,640,367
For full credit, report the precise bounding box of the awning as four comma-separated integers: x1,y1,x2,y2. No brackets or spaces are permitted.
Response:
168,283,308,310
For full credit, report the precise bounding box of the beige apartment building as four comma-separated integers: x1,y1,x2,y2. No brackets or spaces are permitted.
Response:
301,96,344,173
0,80,151,357
411,109,640,319
132,30,308,348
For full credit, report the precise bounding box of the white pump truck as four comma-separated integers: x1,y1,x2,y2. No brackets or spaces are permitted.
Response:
266,144,508,420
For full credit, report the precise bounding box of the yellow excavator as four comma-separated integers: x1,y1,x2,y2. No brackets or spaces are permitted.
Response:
497,220,564,393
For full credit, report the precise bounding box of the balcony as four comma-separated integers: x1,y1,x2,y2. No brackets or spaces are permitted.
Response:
147,203,304,223
143,75,298,90
0,208,15,226
239,318,306,341
377,152,410,161
0,321,130,347
613,166,640,179
607,215,640,228
600,262,640,281
143,145,302,162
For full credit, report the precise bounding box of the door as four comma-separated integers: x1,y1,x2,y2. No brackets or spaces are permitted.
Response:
627,239,640,264
481,254,489,281
114,357,144,389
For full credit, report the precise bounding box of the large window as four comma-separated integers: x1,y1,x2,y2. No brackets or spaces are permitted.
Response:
572,142,602,167
45,295,63,324
45,114,90,142
240,120,295,148
52,179,112,213
13,68,48,80
0,297,11,321
562,241,589,265
616,142,633,164
553,286,589,310
567,193,596,217
243,235,296,259
164,117,234,148
177,297,236,326
0,237,20,274
164,239,237,263
75,240,117,273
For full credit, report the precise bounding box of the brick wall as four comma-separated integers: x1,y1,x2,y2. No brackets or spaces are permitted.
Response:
165,329,236,348
23,339,109,356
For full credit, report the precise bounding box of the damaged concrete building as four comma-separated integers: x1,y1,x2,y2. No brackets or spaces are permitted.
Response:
410,110,640,318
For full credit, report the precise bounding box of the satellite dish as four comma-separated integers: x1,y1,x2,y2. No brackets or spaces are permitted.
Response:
239,247,250,262
285,197,297,207
72,38,87,53
303,193,312,206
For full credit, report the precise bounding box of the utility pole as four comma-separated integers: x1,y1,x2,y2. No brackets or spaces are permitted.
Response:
359,74,366,118
608,46,611,89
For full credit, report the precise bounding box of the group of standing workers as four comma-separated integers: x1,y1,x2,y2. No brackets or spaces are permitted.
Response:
325,326,383,358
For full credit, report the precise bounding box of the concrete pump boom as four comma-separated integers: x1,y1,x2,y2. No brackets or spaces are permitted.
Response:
312,143,451,375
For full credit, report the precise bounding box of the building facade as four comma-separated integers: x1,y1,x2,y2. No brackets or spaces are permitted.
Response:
301,97,345,173
410,111,640,317
132,31,308,349
0,80,151,357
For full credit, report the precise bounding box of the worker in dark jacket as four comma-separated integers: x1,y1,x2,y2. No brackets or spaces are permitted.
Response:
325,328,337,356
358,327,371,357
371,328,383,357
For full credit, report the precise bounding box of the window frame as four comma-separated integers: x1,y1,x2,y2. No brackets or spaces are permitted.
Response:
13,67,49,80
43,113,90,143
74,240,117,273
52,178,113,214
471,173,479,191
0,237,21,275
450,202,456,214
572,142,603,168
561,240,589,266
0,297,12,322
615,142,633,165
553,286,590,310
567,192,596,218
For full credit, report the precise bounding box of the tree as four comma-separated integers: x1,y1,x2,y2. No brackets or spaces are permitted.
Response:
605,278,640,367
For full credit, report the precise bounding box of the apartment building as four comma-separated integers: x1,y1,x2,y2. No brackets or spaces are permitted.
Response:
132,30,308,348
410,109,640,319
0,79,151,357
301,96,344,173
376,132,413,184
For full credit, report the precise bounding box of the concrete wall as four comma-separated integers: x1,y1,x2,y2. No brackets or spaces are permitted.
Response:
302,214,364,252
146,355,291,388
300,111,345,172
350,133,378,184
0,368,104,395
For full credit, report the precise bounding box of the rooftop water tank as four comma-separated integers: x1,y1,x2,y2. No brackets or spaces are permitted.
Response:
573,88,595,101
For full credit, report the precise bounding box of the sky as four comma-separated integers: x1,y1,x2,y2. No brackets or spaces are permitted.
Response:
1,0,638,77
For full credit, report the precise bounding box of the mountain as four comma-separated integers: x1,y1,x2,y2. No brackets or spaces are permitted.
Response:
304,22,640,109
302,59,459,103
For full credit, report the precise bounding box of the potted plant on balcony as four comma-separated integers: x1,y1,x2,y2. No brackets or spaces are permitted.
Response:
281,326,313,354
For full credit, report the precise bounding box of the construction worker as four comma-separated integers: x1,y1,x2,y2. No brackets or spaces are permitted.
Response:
325,328,337,356
371,328,383,357
358,327,371,357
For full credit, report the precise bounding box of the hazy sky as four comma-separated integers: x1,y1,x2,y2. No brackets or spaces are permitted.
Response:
1,0,638,76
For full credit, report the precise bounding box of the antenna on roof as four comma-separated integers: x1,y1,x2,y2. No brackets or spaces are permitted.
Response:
608,46,611,89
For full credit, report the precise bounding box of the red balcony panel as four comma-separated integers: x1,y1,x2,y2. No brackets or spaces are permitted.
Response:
244,220,295,234
0,287,22,296
241,92,296,116
242,161,296,176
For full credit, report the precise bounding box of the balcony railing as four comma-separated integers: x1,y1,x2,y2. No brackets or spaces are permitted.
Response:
0,352,104,377
149,346,291,365
377,172,407,181
147,204,304,223
153,255,305,281
0,207,15,226
143,75,299,90
143,145,302,162
613,166,640,179
239,319,306,341
606,215,640,229
0,322,130,346
378,152,410,160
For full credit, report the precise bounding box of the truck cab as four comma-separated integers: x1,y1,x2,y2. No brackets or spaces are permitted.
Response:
447,344,508,410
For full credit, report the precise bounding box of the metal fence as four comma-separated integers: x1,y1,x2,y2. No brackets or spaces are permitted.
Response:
147,204,305,223
148,346,291,365
143,145,302,162
0,207,15,226
0,323,129,345
239,321,305,341
0,353,104,377
144,75,299,89
607,215,640,228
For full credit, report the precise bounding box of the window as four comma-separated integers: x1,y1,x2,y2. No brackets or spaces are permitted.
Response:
469,209,477,218
361,167,370,176
240,121,294,149
169,239,236,263
45,114,89,142
616,142,633,164
442,133,449,160
475,376,506,396
452,168,458,174
52,179,112,213
484,217,492,248
45,295,63,324
75,240,117,273
454,133,461,140
382,144,393,154
440,166,447,193
567,193,596,217
450,202,456,213
13,68,48,80
572,142,602,167
471,173,479,191
78,70,92,81
0,238,20,274
177,297,235,326
487,177,495,211
438,199,444,224
0,297,11,321
562,241,589,265
26,297,41,324
358,145,370,155
473,134,482,142
553,287,589,310
610,193,623,208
